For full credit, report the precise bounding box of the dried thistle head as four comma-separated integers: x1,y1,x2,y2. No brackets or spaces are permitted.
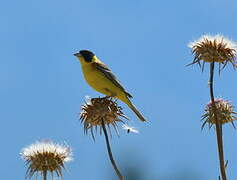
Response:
188,35,237,71
80,97,128,139
20,140,72,179
201,98,237,129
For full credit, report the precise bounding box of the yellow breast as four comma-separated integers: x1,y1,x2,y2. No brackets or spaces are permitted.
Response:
81,63,128,103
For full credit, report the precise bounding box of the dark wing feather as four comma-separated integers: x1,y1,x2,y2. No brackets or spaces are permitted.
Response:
94,62,132,98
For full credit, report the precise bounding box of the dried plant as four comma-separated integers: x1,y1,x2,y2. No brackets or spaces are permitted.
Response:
188,34,237,180
20,140,72,180
80,96,129,180
80,96,128,139
188,35,237,72
202,98,237,129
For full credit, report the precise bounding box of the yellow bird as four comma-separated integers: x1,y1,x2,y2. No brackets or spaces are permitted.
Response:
74,50,146,122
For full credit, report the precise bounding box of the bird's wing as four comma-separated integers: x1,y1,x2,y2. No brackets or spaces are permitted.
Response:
94,62,132,98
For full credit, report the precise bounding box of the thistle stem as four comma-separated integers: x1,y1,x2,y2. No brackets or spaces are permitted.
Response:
101,119,124,180
209,62,227,180
43,171,47,180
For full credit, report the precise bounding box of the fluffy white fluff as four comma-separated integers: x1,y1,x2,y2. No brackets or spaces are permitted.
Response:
122,124,139,134
21,140,72,162
188,34,237,52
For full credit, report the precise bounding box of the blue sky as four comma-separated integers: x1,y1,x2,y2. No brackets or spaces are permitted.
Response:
1,0,237,179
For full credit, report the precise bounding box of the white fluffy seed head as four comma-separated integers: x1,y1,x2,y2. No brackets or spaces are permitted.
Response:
20,140,73,179
188,34,237,69
122,124,139,134
21,140,72,162
189,34,237,51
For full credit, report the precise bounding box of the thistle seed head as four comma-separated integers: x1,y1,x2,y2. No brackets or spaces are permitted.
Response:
122,124,139,134
80,97,128,139
188,35,237,71
201,98,237,129
20,140,72,179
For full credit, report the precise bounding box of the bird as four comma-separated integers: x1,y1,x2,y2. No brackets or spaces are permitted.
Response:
74,50,146,122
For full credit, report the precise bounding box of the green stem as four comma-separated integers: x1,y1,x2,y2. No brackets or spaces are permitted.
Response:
209,62,227,180
101,120,124,180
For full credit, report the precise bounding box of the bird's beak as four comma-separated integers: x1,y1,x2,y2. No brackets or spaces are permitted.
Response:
73,52,81,57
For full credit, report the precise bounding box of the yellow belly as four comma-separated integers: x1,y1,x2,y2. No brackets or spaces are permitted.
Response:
82,64,128,103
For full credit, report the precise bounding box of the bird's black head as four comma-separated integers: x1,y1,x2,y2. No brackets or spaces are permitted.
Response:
79,50,95,62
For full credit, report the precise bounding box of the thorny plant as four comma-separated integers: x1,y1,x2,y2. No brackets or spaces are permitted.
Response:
80,96,129,180
189,34,237,180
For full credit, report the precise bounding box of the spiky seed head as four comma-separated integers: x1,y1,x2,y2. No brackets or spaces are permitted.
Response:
201,98,237,129
20,140,72,179
188,35,237,70
80,97,128,139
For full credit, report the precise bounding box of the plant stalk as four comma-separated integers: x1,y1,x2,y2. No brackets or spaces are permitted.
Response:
101,119,124,180
43,171,47,180
209,62,227,180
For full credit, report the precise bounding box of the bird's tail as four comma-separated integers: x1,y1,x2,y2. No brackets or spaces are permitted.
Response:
127,100,147,122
